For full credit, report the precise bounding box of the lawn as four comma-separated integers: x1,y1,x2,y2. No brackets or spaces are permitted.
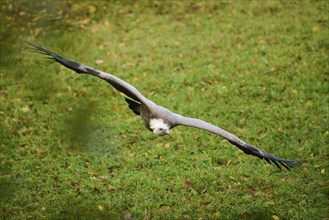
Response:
0,1,328,219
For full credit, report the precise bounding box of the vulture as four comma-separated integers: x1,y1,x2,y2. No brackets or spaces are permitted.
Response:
29,43,303,170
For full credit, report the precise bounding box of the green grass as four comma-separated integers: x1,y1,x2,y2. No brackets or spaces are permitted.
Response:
1,1,328,219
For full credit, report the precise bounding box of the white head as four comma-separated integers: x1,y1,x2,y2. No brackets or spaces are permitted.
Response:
150,118,170,136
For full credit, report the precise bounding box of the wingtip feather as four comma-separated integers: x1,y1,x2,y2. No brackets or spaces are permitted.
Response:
244,143,304,171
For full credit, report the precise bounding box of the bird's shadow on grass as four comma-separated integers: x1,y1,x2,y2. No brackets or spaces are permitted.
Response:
56,99,123,157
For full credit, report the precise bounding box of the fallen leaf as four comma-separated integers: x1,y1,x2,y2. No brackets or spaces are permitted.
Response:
88,5,96,14
98,205,104,211
184,180,192,189
21,106,30,112
265,200,275,206
71,3,80,11
81,18,90,25
95,59,104,65
272,214,280,220
98,175,108,179
124,212,132,220
71,181,79,187
312,26,320,33
107,184,115,190
88,171,96,176
264,189,273,195
201,201,211,206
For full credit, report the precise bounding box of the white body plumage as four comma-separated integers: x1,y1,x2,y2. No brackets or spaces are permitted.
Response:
149,118,170,136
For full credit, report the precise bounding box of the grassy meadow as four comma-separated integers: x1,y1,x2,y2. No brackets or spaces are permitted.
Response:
1,1,328,219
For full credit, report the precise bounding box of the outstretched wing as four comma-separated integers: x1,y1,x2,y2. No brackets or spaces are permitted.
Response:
28,42,152,105
175,115,302,170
